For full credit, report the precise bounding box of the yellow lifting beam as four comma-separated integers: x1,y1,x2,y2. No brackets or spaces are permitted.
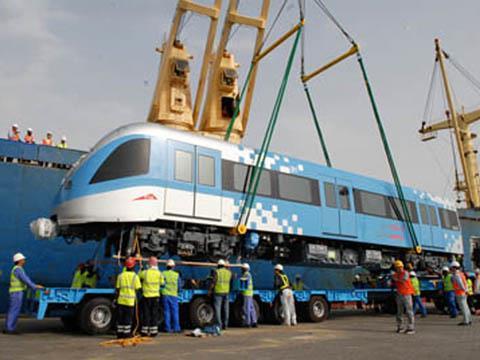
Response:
301,43,359,83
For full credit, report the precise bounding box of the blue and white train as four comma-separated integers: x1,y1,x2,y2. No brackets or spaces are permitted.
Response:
52,123,462,271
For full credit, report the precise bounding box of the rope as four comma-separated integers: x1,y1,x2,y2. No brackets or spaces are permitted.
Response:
259,0,288,52
312,0,355,44
422,60,439,126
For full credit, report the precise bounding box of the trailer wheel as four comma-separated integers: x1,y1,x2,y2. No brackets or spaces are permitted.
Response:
308,296,329,322
189,297,215,328
79,297,114,335
232,297,262,325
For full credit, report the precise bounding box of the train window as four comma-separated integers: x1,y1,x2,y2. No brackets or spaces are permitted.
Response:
90,138,150,184
198,155,215,187
448,209,459,230
428,206,439,226
325,182,337,208
338,186,351,210
278,173,319,205
354,189,388,218
387,198,419,223
223,161,272,197
174,150,193,183
438,208,459,230
419,204,429,225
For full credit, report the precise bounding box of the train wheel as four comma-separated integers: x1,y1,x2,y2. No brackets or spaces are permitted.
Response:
189,297,215,328
79,297,114,335
308,296,329,322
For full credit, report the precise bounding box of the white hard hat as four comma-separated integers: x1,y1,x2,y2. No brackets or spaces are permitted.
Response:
27,128,33,132
166,259,175,267
218,259,226,266
475,268,480,274
450,261,460,268
13,253,26,263
242,263,250,270
274,264,283,271
354,274,361,280
47,130,52,135
61,136,67,141
12,123,18,128
442,266,449,272
409,271,416,277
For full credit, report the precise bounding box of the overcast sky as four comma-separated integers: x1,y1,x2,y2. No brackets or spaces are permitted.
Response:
1,0,480,203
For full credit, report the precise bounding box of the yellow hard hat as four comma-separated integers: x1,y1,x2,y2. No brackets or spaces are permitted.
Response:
394,260,404,268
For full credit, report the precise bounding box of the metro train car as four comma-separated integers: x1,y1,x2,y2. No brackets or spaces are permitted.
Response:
49,122,462,271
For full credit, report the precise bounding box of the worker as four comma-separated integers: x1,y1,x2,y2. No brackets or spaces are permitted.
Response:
57,136,68,149
240,263,257,328
466,273,475,314
4,253,44,335
24,128,35,144
82,260,99,288
115,257,141,338
139,256,164,337
42,131,54,146
211,259,232,330
474,269,480,295
392,260,415,334
450,261,472,326
274,264,297,326
162,259,181,333
71,263,85,288
7,124,20,142
410,271,427,318
292,274,305,291
442,266,457,318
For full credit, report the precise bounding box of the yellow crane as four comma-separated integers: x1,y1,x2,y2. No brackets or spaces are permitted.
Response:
419,38,480,209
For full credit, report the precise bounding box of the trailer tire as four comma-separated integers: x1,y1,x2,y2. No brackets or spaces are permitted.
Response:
232,296,262,325
189,297,215,328
79,297,114,335
308,296,329,322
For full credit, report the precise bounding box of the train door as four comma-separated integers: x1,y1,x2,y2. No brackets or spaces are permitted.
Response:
336,179,357,237
194,147,222,220
321,177,340,235
418,203,434,247
164,140,195,216
428,205,443,248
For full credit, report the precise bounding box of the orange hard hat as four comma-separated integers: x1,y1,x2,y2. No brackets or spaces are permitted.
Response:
125,257,136,269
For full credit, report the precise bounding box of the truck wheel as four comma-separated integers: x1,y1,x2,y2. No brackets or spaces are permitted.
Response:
79,297,114,335
231,297,262,326
189,297,215,328
308,296,329,322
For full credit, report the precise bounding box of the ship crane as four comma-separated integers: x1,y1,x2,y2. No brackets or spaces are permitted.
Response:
419,39,480,209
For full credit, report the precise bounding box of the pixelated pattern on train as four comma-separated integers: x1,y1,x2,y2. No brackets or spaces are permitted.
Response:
53,123,462,255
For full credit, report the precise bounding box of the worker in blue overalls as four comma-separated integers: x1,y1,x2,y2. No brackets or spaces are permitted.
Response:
3,253,43,334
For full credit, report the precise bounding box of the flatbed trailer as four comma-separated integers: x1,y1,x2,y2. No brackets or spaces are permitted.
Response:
25,286,399,335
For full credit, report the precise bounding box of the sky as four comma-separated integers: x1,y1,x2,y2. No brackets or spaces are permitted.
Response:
1,0,480,204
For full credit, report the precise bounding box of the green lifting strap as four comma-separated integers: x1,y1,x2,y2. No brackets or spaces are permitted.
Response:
237,27,303,228
356,53,421,254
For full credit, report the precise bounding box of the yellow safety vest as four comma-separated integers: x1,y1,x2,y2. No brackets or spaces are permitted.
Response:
71,270,84,288
467,278,473,296
57,142,68,149
214,268,232,295
9,265,27,293
443,274,454,291
240,271,254,297
292,280,304,291
162,270,179,297
411,277,421,296
116,271,141,307
279,273,290,290
140,268,164,298
83,272,97,288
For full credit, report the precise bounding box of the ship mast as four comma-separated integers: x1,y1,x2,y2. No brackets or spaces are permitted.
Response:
419,38,480,209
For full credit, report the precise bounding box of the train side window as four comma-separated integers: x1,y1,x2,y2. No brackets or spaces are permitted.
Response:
338,186,351,210
428,206,439,227
448,209,459,230
325,182,337,208
419,204,429,225
174,150,193,183
278,173,320,205
90,138,150,184
354,189,388,218
198,155,215,186
387,198,419,223
223,161,272,197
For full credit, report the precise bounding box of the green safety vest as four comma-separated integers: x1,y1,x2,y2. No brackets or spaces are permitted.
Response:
71,270,84,288
292,280,304,291
443,274,454,292
214,268,232,295
83,272,97,288
9,265,27,293
411,277,421,296
279,273,290,290
162,270,179,297
140,268,164,298
116,271,141,307
241,272,254,297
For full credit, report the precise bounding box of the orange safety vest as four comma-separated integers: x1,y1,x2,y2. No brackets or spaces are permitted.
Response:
453,272,467,296
393,270,414,295
9,133,20,141
24,135,34,144
42,138,53,146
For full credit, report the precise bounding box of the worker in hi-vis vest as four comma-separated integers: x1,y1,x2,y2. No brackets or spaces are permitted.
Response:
274,264,297,326
139,256,164,337
162,259,182,333
115,257,141,339
82,260,98,288
240,263,257,327
410,271,427,317
4,253,43,335
442,266,458,318
450,261,472,326
211,259,232,330
71,263,85,288
392,260,415,334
